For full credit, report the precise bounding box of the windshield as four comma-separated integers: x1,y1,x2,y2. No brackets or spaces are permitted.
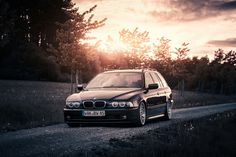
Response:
86,72,144,89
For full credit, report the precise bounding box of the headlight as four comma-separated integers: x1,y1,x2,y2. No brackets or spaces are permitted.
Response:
110,102,134,108
73,102,80,108
126,102,134,107
111,102,119,108
66,101,73,108
119,102,126,107
66,101,80,108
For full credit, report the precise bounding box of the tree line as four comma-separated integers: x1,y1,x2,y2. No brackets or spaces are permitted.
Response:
93,32,236,95
0,0,235,94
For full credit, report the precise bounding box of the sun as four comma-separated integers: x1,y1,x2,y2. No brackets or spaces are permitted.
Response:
97,38,130,53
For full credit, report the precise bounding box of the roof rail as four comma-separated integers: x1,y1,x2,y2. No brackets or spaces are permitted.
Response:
102,67,157,72
102,67,138,72
140,67,157,72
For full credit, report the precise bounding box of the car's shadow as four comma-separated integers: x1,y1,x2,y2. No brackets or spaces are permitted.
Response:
66,123,135,128
65,117,167,128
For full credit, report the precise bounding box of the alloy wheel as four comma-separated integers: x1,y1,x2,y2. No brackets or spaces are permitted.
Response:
139,102,146,125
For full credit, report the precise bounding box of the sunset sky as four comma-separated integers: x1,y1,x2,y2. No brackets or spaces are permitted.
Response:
74,0,236,58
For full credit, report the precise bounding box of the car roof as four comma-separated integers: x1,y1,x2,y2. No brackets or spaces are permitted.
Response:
103,69,157,73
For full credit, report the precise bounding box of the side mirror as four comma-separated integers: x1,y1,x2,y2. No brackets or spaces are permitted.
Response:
148,83,159,90
77,84,84,91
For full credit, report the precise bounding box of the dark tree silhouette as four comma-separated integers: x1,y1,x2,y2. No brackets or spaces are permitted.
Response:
0,1,235,95
51,5,106,93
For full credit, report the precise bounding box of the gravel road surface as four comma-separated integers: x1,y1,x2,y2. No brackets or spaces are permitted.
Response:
0,103,235,157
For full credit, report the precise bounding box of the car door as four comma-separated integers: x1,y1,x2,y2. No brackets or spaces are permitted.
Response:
144,72,165,117
150,72,168,114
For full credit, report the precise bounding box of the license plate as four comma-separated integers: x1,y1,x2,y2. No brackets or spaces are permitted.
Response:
83,110,105,117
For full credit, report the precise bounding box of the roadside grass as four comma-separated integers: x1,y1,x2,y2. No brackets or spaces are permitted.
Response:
0,80,235,132
0,80,70,132
96,110,236,157
172,90,236,109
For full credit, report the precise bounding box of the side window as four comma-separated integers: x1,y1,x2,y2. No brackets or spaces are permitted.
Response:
156,72,168,87
145,72,154,88
150,72,163,88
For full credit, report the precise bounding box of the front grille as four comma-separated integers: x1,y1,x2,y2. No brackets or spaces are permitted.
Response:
94,101,106,108
83,101,94,108
83,101,106,109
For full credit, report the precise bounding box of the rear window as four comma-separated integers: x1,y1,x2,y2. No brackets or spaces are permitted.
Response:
150,72,164,88
156,72,168,87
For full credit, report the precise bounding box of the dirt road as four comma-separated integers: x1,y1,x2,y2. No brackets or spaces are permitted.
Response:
0,103,235,157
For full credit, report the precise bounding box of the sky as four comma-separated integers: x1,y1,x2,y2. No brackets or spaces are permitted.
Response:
74,0,236,58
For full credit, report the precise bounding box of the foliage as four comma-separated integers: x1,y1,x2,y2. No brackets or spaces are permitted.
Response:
0,42,63,81
0,0,15,48
98,45,235,94
153,37,171,61
119,28,150,68
0,0,76,81
53,5,106,72
175,42,190,60
0,0,235,94
0,0,106,83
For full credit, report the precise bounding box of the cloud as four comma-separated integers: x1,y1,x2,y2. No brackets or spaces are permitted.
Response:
219,0,236,10
207,38,236,47
148,0,236,22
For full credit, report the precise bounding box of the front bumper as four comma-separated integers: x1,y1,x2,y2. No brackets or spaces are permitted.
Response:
64,108,139,124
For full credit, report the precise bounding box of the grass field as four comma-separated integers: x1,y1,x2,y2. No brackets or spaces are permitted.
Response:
172,90,236,109
0,80,235,132
98,110,236,157
0,80,71,132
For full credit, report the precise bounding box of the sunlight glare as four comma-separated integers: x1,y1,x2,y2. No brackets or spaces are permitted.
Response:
97,37,130,53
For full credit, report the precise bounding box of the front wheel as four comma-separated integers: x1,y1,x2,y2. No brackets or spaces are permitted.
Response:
135,102,146,126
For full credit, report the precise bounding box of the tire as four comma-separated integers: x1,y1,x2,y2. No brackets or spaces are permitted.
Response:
135,102,146,126
163,101,172,120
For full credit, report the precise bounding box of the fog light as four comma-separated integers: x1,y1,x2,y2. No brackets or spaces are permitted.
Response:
121,115,127,119
66,116,71,119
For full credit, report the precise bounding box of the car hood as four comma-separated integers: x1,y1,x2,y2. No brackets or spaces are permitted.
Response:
66,88,143,101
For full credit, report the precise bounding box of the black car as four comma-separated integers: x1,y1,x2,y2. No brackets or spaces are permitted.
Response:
64,69,173,126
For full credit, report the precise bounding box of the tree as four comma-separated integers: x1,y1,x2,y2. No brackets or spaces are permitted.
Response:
153,37,171,61
0,0,15,48
213,49,225,64
151,37,173,87
224,50,236,66
3,0,75,47
172,42,191,94
192,56,209,92
0,0,75,81
52,5,106,93
119,27,150,68
175,42,190,60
